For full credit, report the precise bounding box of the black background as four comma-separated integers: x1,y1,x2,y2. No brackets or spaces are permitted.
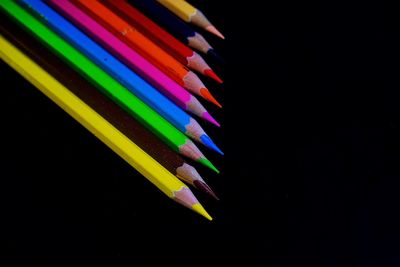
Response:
1,0,400,266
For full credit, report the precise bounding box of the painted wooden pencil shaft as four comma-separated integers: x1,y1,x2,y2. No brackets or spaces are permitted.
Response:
101,0,222,83
71,0,222,108
46,0,219,127
0,15,217,199
19,0,218,150
0,33,212,220
0,0,220,171
157,0,225,39
127,0,217,56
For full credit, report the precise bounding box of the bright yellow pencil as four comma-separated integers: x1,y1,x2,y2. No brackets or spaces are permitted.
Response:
0,34,212,220
157,0,225,39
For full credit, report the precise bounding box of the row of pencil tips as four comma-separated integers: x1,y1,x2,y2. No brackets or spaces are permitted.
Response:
0,0,225,220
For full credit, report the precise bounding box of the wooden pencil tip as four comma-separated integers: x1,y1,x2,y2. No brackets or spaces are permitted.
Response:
202,112,220,127
200,134,224,155
197,158,220,173
204,69,223,84
193,180,220,200
205,25,225,40
173,187,212,220
192,203,213,220
207,49,224,64
200,88,222,108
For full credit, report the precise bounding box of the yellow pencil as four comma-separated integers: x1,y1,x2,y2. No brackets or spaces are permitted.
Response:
0,34,212,220
157,0,225,39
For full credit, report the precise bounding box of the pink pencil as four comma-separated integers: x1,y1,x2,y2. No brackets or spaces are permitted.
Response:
47,0,219,126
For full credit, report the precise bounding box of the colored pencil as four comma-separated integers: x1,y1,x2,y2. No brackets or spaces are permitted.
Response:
0,14,218,200
0,1,220,171
45,0,219,127
70,0,222,107
19,0,222,155
127,0,219,58
102,0,222,83
157,0,224,39
0,34,212,220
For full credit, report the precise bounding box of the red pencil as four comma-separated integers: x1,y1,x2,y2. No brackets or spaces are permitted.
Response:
71,0,221,107
0,16,219,199
101,0,222,83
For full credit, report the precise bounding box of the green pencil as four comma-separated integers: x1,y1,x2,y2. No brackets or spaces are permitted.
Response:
0,1,217,172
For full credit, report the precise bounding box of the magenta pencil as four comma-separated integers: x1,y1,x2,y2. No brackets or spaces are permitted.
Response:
47,0,219,126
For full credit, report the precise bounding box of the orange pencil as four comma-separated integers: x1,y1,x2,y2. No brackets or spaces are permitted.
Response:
102,0,222,83
71,0,221,107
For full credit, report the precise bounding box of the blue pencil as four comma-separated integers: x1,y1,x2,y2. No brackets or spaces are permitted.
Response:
18,0,222,154
127,0,221,60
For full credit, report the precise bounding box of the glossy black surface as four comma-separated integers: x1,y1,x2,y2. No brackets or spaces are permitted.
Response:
1,0,400,266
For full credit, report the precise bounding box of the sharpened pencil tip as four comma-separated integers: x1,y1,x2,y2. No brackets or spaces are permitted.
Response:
173,187,212,219
193,180,219,200
192,203,213,220
200,134,224,155
207,49,224,64
202,112,220,127
204,69,223,83
200,88,222,108
197,158,219,173
205,25,225,40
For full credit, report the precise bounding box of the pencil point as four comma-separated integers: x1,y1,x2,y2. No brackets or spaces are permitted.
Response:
193,180,219,200
200,88,222,108
202,112,220,127
197,158,220,173
207,49,224,64
205,25,225,40
192,203,213,220
204,69,223,83
200,134,224,155
173,187,211,219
